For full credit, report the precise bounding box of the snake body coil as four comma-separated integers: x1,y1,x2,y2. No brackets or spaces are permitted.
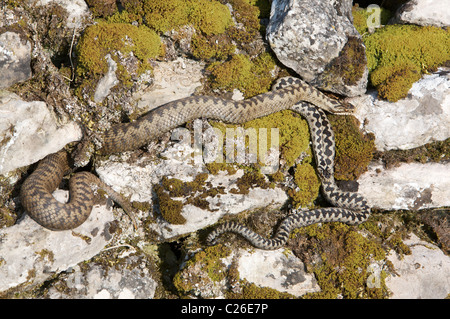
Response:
21,151,136,230
21,77,369,240
206,78,370,249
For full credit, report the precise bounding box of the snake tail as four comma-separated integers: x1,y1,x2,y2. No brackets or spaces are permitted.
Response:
206,206,370,250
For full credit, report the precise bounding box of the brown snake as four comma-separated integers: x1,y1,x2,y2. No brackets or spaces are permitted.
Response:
21,78,365,236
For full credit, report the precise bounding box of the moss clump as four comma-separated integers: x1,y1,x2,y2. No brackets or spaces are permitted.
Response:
76,22,162,86
351,5,393,35
191,33,235,61
363,25,450,101
161,174,208,197
122,0,232,35
377,138,450,169
230,171,270,195
142,0,190,33
328,115,375,181
208,53,277,98
173,244,232,296
228,280,296,299
288,162,321,208
154,184,185,225
245,110,312,168
210,109,311,168
206,162,238,175
297,223,388,299
189,0,233,36
226,0,261,47
370,62,422,102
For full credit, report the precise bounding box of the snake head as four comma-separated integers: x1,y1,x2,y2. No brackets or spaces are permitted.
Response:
332,100,356,115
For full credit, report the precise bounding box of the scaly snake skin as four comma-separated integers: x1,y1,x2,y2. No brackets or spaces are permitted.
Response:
206,78,370,249
21,77,369,242
21,151,137,230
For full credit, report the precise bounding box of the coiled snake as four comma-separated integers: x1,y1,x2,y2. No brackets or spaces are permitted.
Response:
21,77,370,248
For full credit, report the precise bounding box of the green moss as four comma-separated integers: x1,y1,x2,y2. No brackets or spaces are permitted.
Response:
155,173,227,218
142,0,190,33
189,0,233,36
227,0,261,46
230,171,270,195
288,162,321,208
117,0,145,24
328,115,375,181
208,53,276,98
363,24,450,101
371,62,422,102
154,184,185,225
205,162,238,175
121,0,232,36
173,244,232,295
297,223,388,299
104,10,134,24
229,281,296,299
76,22,162,86
161,174,208,197
351,5,393,35
247,110,312,167
191,33,235,61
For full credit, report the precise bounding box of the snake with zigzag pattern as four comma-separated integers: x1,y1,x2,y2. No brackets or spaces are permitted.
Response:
21,77,370,246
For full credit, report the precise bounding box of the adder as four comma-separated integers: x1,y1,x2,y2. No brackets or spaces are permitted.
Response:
20,77,370,249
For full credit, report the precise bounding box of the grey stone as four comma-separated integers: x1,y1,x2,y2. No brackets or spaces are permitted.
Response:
267,0,367,96
0,32,32,89
394,0,450,27
0,196,116,294
358,162,450,211
351,68,450,151
46,257,158,299
385,234,450,299
0,91,82,175
94,54,119,103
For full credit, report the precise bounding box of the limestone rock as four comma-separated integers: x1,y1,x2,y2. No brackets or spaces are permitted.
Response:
175,247,319,298
0,195,116,294
358,162,450,211
267,0,367,96
394,0,450,27
132,57,204,112
351,68,450,151
0,91,82,175
94,54,118,103
96,140,288,241
237,249,319,296
0,32,32,89
385,234,450,299
35,0,90,29
45,256,158,299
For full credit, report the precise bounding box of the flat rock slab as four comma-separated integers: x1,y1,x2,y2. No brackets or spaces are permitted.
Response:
352,68,450,151
385,234,450,299
237,249,319,296
358,162,450,210
0,198,115,294
0,32,32,89
0,91,82,175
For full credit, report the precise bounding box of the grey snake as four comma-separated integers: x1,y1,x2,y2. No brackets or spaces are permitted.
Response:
21,77,370,249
